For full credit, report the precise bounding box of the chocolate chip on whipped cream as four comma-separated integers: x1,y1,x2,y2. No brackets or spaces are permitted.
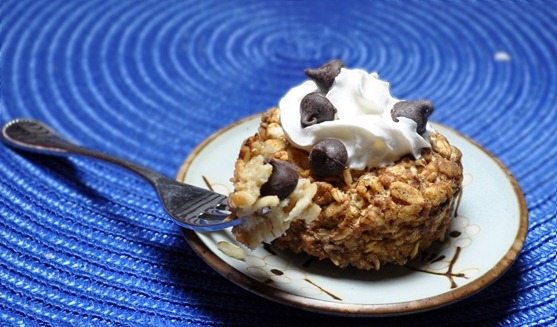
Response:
309,138,347,177
260,159,298,199
304,59,344,93
300,92,337,127
391,100,434,134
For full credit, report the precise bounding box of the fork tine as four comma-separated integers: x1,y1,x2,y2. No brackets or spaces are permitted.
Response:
156,180,241,231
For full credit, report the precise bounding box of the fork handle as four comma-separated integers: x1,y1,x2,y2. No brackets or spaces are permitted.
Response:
2,118,241,232
1,119,167,186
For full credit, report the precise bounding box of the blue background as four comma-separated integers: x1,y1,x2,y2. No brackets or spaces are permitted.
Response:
1,0,556,325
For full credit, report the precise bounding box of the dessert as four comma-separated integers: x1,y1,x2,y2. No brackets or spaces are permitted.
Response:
228,60,463,270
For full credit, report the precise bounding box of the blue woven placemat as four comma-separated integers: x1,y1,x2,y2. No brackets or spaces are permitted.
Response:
1,0,556,326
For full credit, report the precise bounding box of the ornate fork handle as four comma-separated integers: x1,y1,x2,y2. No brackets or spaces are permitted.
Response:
1,119,240,231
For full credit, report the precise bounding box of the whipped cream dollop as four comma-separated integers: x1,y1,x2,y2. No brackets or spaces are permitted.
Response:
279,68,433,170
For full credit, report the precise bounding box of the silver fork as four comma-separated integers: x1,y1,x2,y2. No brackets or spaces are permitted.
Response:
1,119,241,232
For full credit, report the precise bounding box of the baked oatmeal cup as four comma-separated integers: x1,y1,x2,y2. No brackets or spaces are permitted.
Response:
228,60,463,270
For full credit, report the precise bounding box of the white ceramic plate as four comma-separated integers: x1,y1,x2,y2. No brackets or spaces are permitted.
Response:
177,114,527,316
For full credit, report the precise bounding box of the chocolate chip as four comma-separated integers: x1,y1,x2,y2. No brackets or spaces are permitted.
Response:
309,138,348,177
304,59,344,93
260,159,298,200
300,92,337,127
391,100,434,134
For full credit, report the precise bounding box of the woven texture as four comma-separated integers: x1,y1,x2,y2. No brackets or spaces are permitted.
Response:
1,0,556,325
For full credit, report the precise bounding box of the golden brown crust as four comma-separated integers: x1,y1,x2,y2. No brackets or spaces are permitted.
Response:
230,108,463,270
